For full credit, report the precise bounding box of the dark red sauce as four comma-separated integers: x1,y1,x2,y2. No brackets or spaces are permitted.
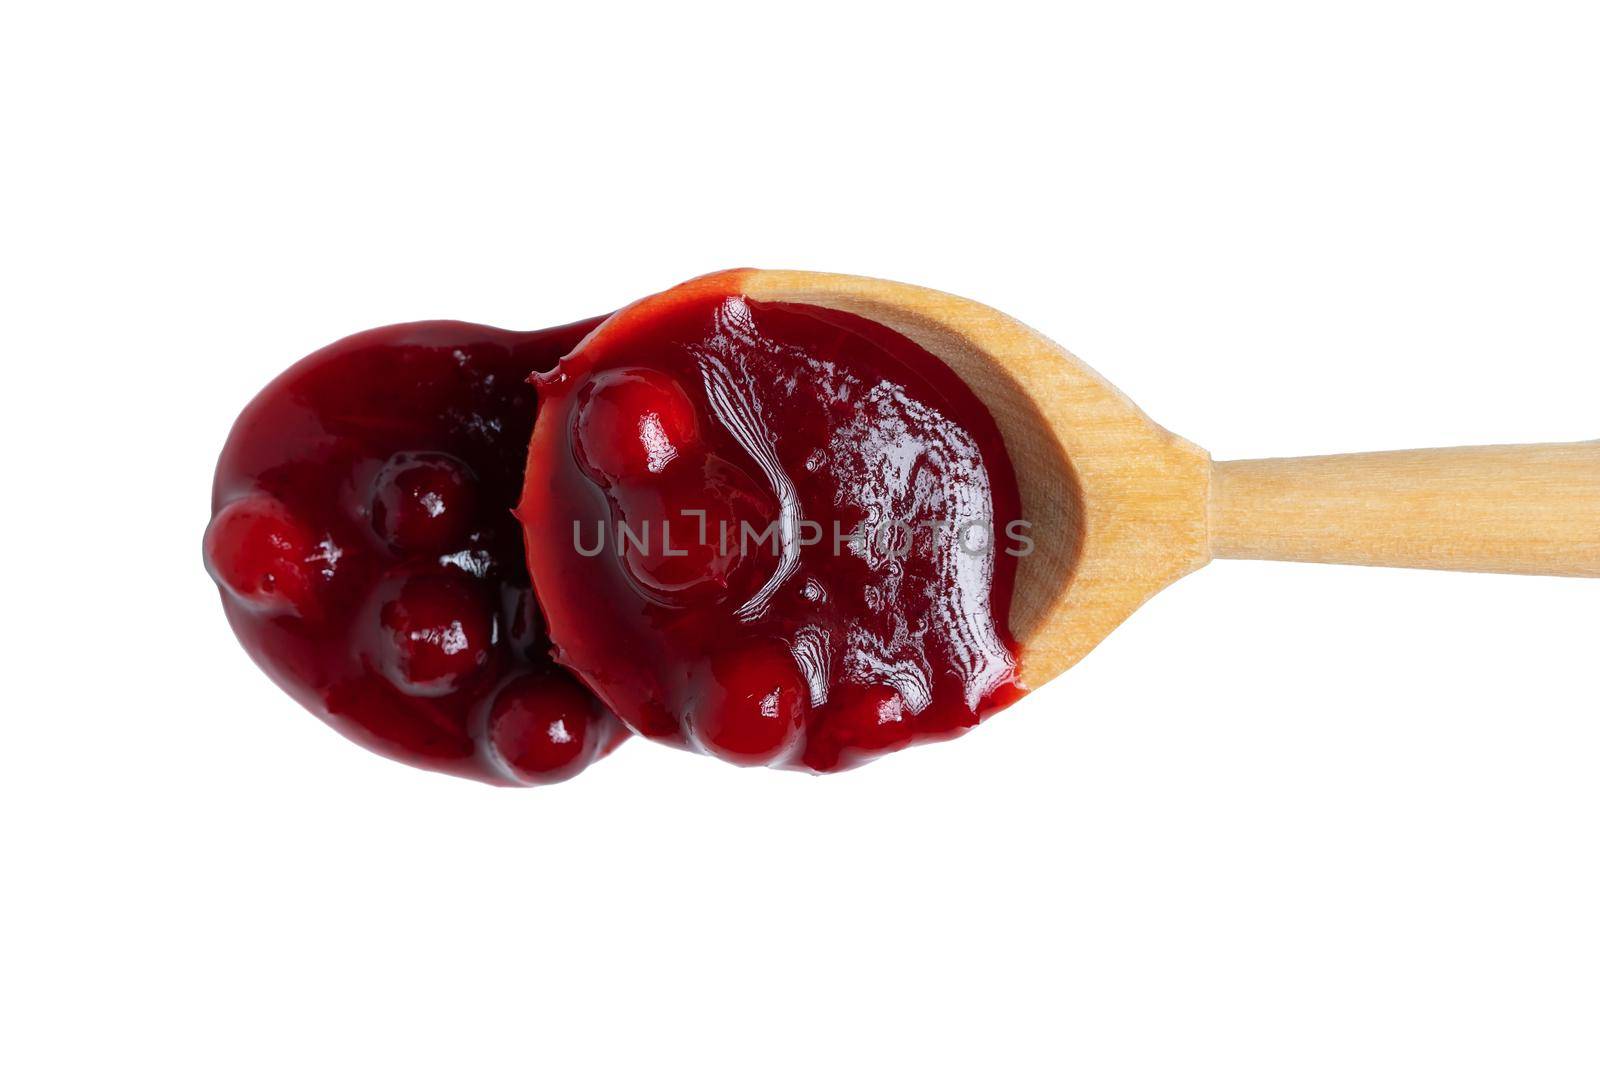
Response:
205,318,627,785
520,272,1026,772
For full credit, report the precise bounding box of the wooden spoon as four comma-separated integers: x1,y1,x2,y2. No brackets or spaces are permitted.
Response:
735,269,1600,691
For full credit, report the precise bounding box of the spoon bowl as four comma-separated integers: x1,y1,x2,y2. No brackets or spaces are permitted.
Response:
738,269,1600,690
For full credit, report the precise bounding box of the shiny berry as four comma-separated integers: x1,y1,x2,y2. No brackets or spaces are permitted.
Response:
208,317,629,786
807,684,913,771
573,367,699,482
370,452,477,555
203,494,319,617
374,574,495,697
486,672,607,785
685,642,808,766
618,456,775,602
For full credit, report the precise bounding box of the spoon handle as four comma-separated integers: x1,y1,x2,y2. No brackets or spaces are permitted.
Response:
1208,441,1600,577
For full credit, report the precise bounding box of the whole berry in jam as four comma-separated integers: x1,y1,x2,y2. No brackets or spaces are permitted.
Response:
805,684,913,772
205,317,627,785
615,456,775,603
573,367,700,482
373,573,495,697
486,672,609,785
203,494,320,618
684,642,809,766
370,452,478,555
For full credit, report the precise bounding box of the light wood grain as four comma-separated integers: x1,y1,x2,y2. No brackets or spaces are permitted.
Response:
1211,442,1600,576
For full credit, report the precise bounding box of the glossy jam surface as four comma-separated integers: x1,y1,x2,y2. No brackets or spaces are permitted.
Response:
521,274,1026,772
206,318,626,785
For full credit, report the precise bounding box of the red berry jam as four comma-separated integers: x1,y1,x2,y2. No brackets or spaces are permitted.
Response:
205,318,627,785
520,271,1026,772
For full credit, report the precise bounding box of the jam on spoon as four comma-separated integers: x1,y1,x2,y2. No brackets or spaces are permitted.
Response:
207,270,1596,788
204,318,626,785
519,271,1028,772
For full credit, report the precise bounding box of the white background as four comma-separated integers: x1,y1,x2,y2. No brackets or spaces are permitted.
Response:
3,2,1597,1064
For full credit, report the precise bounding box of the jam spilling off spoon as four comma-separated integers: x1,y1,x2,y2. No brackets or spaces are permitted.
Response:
204,318,627,785
519,272,1026,772
206,272,1028,783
